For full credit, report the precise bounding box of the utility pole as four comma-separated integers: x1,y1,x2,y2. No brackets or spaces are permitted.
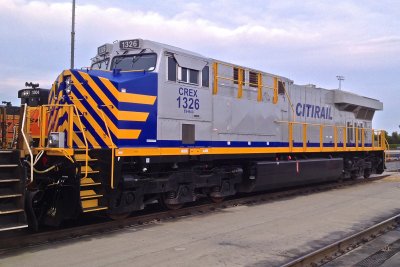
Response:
336,75,344,90
70,0,76,69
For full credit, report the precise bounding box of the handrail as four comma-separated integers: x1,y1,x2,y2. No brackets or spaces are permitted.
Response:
212,62,296,121
36,103,90,178
216,75,276,91
385,139,390,162
97,106,116,189
213,61,280,98
21,104,34,184
73,105,89,179
276,120,386,151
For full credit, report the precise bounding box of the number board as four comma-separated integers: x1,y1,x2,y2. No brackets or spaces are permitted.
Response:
21,89,40,97
97,45,107,55
119,39,142,50
30,90,40,95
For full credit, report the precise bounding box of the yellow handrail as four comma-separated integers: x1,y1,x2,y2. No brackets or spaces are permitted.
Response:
257,73,263,102
36,104,90,177
73,105,89,179
213,62,218,95
21,104,34,184
272,77,278,104
276,120,386,151
97,106,116,189
237,67,243,98
213,61,280,99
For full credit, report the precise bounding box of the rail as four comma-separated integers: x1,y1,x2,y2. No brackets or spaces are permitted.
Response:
281,213,400,267
0,174,388,252
97,105,116,189
276,120,386,152
21,104,34,183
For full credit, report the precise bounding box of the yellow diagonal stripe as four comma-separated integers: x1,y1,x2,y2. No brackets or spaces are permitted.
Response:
69,91,103,148
99,76,156,105
72,126,85,148
71,74,140,140
79,72,149,122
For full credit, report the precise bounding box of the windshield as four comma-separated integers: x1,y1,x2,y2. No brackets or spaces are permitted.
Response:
91,59,109,70
111,53,157,71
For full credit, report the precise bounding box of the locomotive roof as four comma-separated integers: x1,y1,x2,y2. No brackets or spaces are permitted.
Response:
95,38,383,110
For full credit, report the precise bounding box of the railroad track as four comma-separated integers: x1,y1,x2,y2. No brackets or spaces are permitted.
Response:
281,213,400,267
0,174,391,254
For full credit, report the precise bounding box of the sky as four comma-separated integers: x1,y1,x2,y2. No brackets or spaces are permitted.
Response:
0,0,399,132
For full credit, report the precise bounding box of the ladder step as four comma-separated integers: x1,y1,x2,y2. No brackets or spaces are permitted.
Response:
76,158,97,162
81,166,99,174
75,154,97,162
0,209,24,215
83,170,100,174
0,179,20,183
81,194,103,200
82,206,107,213
80,189,102,199
81,198,99,209
81,182,102,187
0,194,22,199
0,223,28,232
0,164,18,168
75,158,97,162
81,177,101,187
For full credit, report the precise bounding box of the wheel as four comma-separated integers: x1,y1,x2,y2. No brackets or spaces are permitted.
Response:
25,190,45,232
363,169,371,179
210,196,225,203
160,192,184,210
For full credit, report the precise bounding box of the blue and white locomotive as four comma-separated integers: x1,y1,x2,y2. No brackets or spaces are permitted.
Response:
17,38,386,227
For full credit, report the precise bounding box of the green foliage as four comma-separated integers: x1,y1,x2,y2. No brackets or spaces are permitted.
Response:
385,131,400,147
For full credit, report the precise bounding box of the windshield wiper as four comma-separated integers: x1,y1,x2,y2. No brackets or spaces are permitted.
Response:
113,50,129,67
130,49,147,68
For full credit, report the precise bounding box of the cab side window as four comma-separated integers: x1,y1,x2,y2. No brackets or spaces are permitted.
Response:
167,57,177,82
179,67,199,85
202,66,209,87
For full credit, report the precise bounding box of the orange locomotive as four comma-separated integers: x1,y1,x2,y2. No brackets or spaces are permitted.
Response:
0,102,20,149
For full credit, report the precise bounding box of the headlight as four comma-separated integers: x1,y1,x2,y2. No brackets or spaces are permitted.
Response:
65,85,72,94
48,132,65,148
64,76,72,94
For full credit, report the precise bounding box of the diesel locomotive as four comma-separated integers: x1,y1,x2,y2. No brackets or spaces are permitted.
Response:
0,39,386,231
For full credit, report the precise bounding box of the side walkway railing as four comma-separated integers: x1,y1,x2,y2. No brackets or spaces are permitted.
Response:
276,120,386,152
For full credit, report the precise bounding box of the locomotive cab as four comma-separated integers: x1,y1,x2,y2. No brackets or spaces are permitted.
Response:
18,86,50,107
